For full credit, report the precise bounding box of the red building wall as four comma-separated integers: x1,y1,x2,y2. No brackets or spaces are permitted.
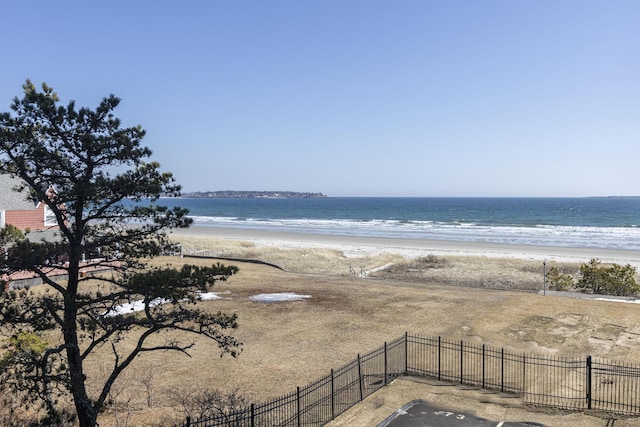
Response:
4,203,56,231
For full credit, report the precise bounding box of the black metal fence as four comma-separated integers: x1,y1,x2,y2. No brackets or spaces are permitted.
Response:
178,333,640,427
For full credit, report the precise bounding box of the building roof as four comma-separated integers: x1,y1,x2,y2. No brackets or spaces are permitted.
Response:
0,174,38,210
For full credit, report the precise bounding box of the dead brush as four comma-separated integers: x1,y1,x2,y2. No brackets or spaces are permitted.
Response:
372,255,582,291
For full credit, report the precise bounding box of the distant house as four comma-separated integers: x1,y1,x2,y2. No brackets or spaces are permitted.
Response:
0,174,59,231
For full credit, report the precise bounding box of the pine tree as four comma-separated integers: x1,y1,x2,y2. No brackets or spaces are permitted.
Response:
0,81,241,426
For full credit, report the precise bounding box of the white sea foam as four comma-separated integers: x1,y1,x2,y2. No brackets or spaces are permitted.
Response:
189,216,640,251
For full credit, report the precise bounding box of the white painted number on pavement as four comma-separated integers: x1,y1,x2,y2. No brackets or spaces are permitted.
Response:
433,410,466,420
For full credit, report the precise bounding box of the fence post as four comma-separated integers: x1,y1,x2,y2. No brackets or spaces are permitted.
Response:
460,340,464,384
297,386,301,427
501,348,504,393
357,354,364,401
404,332,408,374
438,336,441,381
522,354,526,397
482,344,486,389
251,403,255,427
331,369,335,420
384,341,388,386
586,356,592,410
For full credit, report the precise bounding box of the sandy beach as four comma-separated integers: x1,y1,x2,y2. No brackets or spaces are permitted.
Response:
172,225,640,267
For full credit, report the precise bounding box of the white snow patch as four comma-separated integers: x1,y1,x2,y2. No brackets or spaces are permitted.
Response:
249,292,311,303
198,291,228,301
542,291,640,304
103,291,310,316
593,297,640,304
103,292,228,317
104,298,168,317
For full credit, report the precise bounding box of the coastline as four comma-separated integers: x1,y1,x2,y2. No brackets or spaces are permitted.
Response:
172,225,640,267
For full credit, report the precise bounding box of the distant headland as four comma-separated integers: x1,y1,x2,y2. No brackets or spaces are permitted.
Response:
181,191,328,199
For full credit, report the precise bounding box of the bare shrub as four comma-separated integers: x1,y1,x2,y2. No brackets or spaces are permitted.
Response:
372,256,572,291
105,368,137,427
0,389,76,427
167,386,250,424
0,390,33,427
413,254,447,268
92,362,155,427
137,368,157,409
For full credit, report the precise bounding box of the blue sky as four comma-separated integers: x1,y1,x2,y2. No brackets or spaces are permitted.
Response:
1,1,639,197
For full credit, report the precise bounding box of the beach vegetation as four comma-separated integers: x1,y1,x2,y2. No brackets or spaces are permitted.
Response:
575,258,639,296
414,254,447,268
168,386,250,423
545,266,574,291
0,81,241,426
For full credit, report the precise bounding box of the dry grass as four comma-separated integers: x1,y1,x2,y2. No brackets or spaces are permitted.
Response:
172,235,594,291
90,251,640,426
373,254,583,291
5,239,640,426
171,235,406,275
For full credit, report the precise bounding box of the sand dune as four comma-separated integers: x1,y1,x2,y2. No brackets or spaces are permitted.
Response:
173,226,640,267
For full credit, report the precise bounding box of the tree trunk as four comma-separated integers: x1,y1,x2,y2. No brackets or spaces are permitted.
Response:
64,256,97,427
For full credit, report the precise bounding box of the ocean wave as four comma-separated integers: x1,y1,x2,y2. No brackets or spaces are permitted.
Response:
189,215,640,250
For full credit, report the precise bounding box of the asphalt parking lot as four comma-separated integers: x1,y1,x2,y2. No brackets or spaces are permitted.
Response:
377,400,545,427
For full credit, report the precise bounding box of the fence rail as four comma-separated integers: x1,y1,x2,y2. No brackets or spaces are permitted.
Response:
178,333,640,427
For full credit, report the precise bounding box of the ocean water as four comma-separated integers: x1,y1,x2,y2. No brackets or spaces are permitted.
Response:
156,197,640,251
